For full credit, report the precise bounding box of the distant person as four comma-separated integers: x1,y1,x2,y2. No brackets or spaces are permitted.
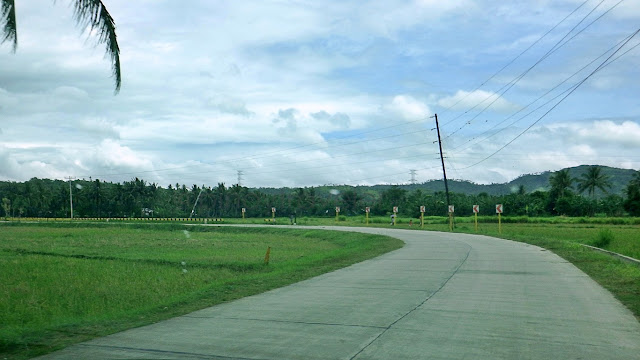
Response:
390,213,396,225
409,219,413,227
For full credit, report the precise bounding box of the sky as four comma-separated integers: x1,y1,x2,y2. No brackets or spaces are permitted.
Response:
1,0,639,189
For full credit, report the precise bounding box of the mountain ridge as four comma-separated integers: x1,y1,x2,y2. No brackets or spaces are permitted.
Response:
255,165,638,198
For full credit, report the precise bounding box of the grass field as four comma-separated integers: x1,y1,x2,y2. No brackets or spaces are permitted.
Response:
0,223,403,359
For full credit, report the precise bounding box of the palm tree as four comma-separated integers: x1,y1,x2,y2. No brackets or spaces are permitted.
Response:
1,0,121,92
549,169,575,198
624,171,640,216
577,166,612,198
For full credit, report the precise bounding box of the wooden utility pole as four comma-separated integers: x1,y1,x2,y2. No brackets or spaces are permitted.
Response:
434,114,451,209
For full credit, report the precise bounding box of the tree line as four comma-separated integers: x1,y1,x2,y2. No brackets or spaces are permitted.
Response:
1,167,639,219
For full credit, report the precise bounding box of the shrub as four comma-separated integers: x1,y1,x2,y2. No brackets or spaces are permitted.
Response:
593,228,614,248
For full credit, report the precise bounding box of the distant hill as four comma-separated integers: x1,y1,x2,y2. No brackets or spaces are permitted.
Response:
254,165,637,198
507,165,636,197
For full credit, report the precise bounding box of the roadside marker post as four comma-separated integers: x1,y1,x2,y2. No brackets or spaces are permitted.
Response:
242,207,246,220
473,205,479,232
448,205,454,231
392,206,398,226
271,207,276,220
365,207,370,225
496,204,503,234
264,246,271,265
420,205,425,228
335,206,340,222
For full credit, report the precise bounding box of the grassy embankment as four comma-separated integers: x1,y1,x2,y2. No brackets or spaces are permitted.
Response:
0,223,403,359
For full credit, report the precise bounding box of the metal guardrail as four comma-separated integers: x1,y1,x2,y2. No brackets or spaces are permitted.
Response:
2,217,224,222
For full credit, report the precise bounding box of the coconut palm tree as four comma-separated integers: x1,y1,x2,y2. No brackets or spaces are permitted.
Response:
577,166,612,198
549,169,575,198
1,0,121,92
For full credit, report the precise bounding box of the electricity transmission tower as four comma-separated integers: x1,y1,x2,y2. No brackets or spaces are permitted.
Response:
237,170,244,186
409,170,417,185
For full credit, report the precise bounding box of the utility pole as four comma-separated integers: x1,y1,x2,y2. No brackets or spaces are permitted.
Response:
409,170,417,185
434,114,451,208
189,185,205,219
66,176,75,219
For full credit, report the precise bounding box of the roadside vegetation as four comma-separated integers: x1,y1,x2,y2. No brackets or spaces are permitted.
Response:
2,167,639,220
0,223,403,359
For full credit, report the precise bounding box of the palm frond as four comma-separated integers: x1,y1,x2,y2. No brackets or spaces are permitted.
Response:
72,0,121,93
1,0,17,52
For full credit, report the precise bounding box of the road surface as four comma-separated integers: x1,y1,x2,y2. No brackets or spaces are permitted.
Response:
38,226,640,359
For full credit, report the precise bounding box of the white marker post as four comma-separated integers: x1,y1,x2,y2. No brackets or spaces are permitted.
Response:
473,205,479,232
392,206,398,226
448,205,455,231
242,207,246,220
420,205,425,228
335,206,340,222
271,207,276,220
365,206,370,225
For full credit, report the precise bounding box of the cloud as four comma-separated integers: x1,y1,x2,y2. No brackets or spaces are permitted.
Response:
574,120,640,147
447,119,640,184
0,1,638,188
385,95,431,121
311,111,351,128
91,139,154,171
438,90,520,113
206,95,252,116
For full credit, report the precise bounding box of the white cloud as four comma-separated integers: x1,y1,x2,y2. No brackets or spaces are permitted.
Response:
92,139,154,170
386,95,431,121
575,120,640,147
0,1,638,188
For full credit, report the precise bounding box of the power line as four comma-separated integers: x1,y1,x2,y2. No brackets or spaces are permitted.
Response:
455,27,640,171
442,0,622,137
437,0,591,117
450,32,640,155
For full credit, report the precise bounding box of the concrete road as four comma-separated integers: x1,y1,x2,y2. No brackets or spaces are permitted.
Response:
38,226,640,359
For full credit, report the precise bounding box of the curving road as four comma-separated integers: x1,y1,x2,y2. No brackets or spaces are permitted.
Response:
38,226,640,359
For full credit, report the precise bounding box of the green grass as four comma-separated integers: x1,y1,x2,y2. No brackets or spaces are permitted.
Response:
0,223,403,359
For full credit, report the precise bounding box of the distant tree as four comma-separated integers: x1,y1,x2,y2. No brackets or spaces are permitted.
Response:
549,169,575,198
577,166,611,198
1,0,121,92
1,197,10,219
376,186,407,215
623,171,640,216
292,188,307,215
547,169,576,215
340,190,362,215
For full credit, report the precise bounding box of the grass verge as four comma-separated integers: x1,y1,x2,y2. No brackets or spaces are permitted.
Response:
0,223,403,359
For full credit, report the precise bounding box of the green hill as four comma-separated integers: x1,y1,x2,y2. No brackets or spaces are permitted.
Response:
255,165,637,198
